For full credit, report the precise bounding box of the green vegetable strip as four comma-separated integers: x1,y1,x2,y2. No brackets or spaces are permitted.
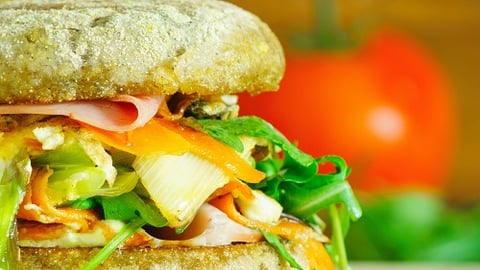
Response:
0,182,22,270
79,218,146,270
262,231,303,270
32,141,94,168
329,205,348,270
0,153,31,269
283,181,362,221
98,191,167,227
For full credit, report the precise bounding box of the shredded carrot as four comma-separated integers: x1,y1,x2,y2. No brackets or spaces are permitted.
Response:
17,167,98,231
23,138,43,151
209,194,247,226
302,236,336,270
82,118,265,184
208,178,254,201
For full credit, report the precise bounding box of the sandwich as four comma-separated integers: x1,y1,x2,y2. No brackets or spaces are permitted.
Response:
0,0,362,269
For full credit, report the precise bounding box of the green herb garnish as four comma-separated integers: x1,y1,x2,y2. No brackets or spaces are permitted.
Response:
263,231,303,270
198,116,314,166
97,191,167,227
79,192,168,269
79,218,146,270
195,116,362,270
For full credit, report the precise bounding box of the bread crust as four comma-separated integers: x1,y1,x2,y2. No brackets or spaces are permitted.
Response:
19,242,310,270
0,0,285,104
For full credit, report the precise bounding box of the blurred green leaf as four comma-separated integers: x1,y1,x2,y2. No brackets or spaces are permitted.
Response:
345,192,480,262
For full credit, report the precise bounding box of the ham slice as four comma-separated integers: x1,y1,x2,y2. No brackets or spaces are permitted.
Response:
0,95,164,132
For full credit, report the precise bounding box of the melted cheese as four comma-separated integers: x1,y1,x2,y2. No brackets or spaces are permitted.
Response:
18,204,261,248
18,220,123,248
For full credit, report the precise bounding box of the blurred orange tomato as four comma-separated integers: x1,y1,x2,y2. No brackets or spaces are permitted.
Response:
239,29,456,193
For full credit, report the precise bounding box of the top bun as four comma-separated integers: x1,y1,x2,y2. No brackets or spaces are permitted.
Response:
0,0,285,104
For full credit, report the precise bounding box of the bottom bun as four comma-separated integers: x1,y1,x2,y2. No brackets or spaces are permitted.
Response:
18,242,322,270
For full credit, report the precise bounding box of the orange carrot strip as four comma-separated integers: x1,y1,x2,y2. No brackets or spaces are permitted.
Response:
83,118,265,183
208,179,254,201
17,167,98,231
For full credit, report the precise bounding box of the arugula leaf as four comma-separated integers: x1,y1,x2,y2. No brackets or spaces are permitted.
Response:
67,197,97,210
278,155,360,219
198,116,314,167
82,192,168,269
196,117,361,218
282,180,361,220
194,116,362,270
265,153,361,270
254,154,362,222
79,217,146,270
262,231,303,270
97,191,167,227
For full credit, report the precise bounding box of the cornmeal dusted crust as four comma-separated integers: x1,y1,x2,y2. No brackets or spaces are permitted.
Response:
0,0,285,104
19,242,313,270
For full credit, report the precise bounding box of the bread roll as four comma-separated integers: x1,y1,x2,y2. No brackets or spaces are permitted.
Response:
0,0,285,104
19,242,311,270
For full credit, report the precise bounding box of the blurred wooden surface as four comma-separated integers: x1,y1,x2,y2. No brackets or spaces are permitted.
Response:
228,0,480,203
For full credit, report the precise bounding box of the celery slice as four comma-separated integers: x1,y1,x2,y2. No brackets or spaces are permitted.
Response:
33,134,116,186
133,153,229,228
93,170,138,197
32,140,94,168
33,138,138,204
48,167,106,202
0,152,31,269
48,169,138,204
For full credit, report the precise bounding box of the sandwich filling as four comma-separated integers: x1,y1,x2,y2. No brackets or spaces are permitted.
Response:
0,94,361,270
